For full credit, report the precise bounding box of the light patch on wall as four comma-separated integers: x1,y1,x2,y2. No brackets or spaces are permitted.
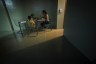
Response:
5,0,14,9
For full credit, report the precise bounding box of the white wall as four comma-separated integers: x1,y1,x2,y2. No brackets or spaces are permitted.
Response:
57,0,67,29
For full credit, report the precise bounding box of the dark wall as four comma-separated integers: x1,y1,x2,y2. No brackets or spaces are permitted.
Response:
64,0,96,61
5,0,26,31
22,0,58,28
4,0,58,31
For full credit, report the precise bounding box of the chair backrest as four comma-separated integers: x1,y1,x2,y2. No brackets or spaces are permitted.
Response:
45,19,53,28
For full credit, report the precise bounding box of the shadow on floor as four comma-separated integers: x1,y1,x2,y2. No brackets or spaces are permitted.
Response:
0,33,17,56
0,35,92,64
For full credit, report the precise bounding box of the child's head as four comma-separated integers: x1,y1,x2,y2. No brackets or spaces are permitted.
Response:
28,16,31,20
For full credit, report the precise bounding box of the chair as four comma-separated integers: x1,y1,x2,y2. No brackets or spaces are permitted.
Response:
18,21,27,37
44,19,53,30
25,20,38,37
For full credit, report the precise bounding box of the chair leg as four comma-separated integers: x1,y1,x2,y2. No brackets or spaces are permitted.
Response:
27,27,38,37
27,28,31,36
36,27,38,36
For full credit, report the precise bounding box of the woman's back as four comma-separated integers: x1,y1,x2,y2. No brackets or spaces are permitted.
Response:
42,10,49,21
44,14,49,21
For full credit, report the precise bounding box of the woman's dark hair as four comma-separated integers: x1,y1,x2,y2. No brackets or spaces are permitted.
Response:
42,10,47,14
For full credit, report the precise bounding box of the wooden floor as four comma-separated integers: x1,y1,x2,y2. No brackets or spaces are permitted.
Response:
0,29,64,54
15,29,64,52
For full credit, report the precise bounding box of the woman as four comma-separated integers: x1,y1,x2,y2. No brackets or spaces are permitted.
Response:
41,10,49,28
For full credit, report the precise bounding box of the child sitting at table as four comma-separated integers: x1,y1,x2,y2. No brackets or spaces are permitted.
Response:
27,16,35,28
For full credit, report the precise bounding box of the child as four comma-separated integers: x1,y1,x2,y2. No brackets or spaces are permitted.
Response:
27,16,35,28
